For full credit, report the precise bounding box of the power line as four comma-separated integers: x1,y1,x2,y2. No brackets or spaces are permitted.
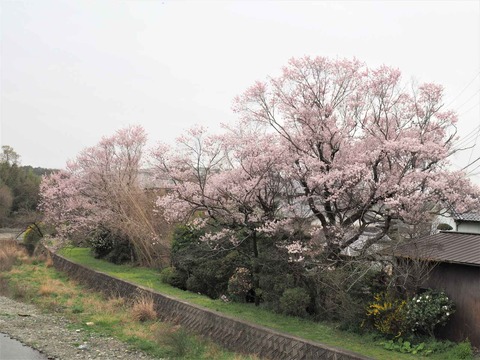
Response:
452,124,480,151
459,102,480,117
455,88,480,111
466,159,480,175
446,72,480,108
467,114,480,164
462,156,480,171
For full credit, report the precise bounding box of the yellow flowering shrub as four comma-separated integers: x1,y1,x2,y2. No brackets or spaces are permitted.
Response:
366,292,407,337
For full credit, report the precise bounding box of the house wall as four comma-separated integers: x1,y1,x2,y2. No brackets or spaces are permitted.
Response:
432,213,456,233
456,222,480,234
424,263,480,347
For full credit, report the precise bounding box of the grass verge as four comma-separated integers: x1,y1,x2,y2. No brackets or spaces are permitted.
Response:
0,245,257,360
58,246,475,360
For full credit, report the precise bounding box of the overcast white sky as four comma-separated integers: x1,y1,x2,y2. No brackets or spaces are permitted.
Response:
1,1,479,179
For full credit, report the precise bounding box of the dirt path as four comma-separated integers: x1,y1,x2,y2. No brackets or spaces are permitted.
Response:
0,229,23,241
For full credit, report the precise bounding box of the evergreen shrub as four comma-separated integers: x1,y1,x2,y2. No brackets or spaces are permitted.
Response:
279,287,311,317
404,289,455,337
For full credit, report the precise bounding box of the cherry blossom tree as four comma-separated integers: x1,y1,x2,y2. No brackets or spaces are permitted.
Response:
39,170,92,238
153,124,298,304
154,124,293,229
232,56,479,260
40,125,169,266
155,57,480,271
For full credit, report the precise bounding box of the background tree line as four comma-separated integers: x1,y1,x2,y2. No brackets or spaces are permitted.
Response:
0,145,54,227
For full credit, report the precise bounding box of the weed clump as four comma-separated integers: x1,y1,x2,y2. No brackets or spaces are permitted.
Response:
156,326,198,358
0,240,28,271
131,293,157,322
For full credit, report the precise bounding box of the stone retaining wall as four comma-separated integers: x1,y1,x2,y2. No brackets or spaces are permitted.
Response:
47,249,371,360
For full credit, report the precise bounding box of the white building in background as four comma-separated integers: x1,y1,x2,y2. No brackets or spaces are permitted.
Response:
137,169,174,190
434,211,480,234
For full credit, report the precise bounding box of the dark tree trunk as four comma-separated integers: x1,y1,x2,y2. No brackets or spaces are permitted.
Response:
251,229,261,306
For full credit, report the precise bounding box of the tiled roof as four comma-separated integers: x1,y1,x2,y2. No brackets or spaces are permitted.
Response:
392,232,480,267
452,212,480,222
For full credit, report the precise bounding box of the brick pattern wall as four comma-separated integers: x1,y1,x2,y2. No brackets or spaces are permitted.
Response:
47,249,371,360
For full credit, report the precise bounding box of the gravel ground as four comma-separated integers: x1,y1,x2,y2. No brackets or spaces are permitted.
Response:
0,296,160,360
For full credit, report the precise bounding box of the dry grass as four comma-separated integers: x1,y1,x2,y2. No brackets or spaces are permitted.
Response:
38,278,72,297
107,296,126,311
11,283,32,300
45,252,54,268
0,240,28,271
124,321,164,341
79,295,127,316
8,268,23,275
0,276,10,295
131,292,157,322
38,281,56,296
